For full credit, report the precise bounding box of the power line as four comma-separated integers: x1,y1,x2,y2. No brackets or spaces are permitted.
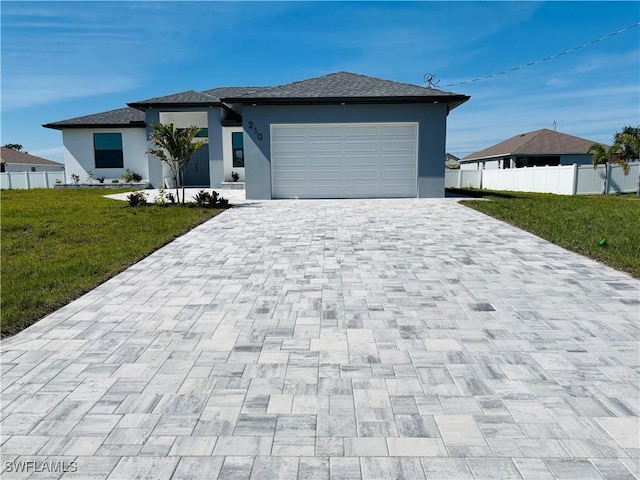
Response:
434,22,640,88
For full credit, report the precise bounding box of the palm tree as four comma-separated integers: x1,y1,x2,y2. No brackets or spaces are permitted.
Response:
588,143,613,194
612,128,640,196
148,122,207,204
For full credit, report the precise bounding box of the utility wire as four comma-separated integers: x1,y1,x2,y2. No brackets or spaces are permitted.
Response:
438,22,640,88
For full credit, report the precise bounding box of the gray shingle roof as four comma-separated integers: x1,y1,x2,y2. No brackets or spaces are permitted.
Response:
128,90,221,108
43,71,470,130
202,86,273,98
43,107,145,130
222,71,469,107
462,129,603,161
1,147,63,166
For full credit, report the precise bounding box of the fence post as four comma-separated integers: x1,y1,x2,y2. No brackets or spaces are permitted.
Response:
457,170,462,188
606,164,612,195
24,171,30,189
571,164,578,195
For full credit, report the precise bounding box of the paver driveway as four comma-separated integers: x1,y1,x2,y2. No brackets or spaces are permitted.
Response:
2,197,639,480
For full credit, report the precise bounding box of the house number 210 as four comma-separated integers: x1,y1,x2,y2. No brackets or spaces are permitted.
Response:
247,121,263,141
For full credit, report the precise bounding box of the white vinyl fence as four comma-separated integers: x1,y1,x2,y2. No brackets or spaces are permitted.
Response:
447,162,639,195
1,171,65,190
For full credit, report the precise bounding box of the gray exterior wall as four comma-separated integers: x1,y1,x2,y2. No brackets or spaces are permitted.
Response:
144,110,162,187
242,103,449,199
207,108,225,188
560,153,593,166
460,153,594,171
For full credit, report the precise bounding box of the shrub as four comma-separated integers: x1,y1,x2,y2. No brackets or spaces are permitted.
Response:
193,189,228,208
232,171,240,182
96,176,106,184
127,191,147,207
194,189,212,207
71,173,80,184
154,188,167,206
111,179,119,184
165,192,176,204
122,169,143,183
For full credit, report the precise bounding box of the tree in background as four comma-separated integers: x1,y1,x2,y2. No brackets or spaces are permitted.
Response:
612,126,640,196
148,122,207,204
3,144,25,152
588,125,639,195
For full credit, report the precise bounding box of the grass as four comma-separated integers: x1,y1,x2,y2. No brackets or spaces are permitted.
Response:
1,189,225,337
451,188,640,279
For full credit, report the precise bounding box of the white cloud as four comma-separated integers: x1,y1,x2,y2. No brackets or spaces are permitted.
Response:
3,74,142,110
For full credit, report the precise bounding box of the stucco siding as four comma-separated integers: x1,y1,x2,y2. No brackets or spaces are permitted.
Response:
242,103,448,199
222,126,245,182
561,153,593,165
4,163,64,173
62,128,148,183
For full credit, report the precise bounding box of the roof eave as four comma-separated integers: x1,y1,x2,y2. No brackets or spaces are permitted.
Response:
462,151,591,162
43,122,146,131
223,95,470,106
127,101,222,110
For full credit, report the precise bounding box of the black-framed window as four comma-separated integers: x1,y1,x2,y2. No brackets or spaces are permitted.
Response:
94,133,123,168
232,132,244,168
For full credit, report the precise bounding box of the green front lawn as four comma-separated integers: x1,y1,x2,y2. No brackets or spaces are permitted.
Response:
1,189,225,337
452,189,640,278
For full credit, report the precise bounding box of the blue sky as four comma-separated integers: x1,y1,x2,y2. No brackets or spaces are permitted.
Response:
2,1,639,163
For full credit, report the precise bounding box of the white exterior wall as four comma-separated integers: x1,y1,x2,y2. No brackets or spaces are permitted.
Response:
4,163,64,173
222,126,245,182
158,112,207,129
62,128,148,183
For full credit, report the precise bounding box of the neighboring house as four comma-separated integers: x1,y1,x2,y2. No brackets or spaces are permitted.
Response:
44,71,469,199
460,129,600,170
445,153,460,169
0,148,65,173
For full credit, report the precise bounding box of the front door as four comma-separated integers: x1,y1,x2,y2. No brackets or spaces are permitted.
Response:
183,144,210,186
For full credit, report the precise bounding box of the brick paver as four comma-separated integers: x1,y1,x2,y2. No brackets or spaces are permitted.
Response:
1,194,638,479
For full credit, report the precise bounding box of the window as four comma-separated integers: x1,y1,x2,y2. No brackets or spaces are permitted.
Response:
94,133,123,168
232,132,244,168
31,167,36,172
196,128,208,138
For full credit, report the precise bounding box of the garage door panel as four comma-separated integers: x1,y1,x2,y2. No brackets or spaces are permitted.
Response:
309,143,341,154
346,125,379,135
345,155,378,166
382,140,415,152
383,124,416,136
345,141,378,152
272,123,416,198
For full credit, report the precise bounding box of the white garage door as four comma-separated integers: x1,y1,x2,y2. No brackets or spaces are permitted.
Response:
271,123,418,198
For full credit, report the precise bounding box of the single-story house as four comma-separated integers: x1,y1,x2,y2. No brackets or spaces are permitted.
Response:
0,147,65,173
44,71,469,199
460,129,600,170
445,153,461,169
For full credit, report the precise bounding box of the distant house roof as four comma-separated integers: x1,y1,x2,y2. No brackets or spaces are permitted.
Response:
462,129,601,161
128,90,221,109
445,153,460,168
1,148,62,166
223,71,469,109
43,107,145,130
